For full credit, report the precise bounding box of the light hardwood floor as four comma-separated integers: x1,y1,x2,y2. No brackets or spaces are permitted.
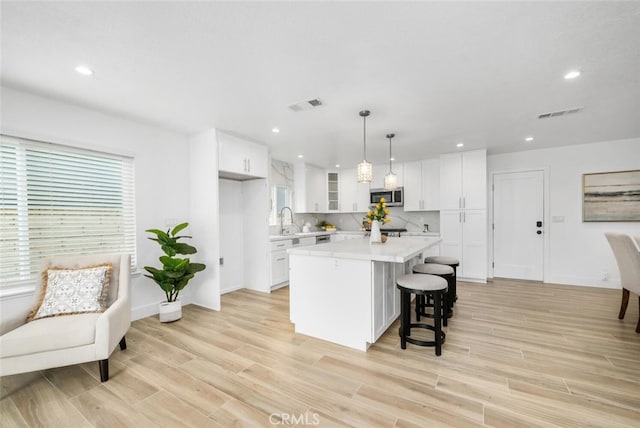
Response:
2,279,639,427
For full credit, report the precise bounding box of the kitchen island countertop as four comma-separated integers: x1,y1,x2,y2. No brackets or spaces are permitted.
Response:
287,236,440,263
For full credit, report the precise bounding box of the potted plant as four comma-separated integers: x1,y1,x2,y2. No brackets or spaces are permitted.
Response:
365,197,391,244
144,222,206,322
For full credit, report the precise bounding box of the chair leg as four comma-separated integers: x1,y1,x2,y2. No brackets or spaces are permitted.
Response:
619,288,630,319
98,359,109,382
119,336,127,351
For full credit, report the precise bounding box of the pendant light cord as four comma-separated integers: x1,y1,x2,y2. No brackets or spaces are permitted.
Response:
363,114,367,161
388,135,393,172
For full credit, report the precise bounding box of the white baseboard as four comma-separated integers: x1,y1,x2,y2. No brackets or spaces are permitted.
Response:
131,297,192,321
221,285,244,294
547,275,619,289
131,302,159,321
459,277,488,284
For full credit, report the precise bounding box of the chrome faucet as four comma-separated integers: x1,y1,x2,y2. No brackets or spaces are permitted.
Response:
280,206,294,235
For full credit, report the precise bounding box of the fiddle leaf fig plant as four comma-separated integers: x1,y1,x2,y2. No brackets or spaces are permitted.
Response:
144,222,206,302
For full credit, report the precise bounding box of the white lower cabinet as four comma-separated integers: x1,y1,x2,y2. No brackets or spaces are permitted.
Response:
372,261,404,341
270,237,317,288
270,239,292,287
271,251,289,285
440,210,487,281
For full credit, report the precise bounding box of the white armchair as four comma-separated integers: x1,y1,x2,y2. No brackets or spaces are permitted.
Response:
605,232,640,333
0,254,131,381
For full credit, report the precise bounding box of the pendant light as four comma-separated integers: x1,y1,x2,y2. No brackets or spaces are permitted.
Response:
384,133,397,190
357,110,372,183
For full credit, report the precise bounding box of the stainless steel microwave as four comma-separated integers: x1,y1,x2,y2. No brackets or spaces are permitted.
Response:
370,187,403,207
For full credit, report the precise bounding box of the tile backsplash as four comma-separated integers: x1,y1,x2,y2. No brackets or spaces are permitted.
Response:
270,208,439,235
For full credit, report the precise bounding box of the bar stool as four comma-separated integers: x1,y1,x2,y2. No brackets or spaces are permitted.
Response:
424,256,460,304
396,273,447,356
413,263,455,324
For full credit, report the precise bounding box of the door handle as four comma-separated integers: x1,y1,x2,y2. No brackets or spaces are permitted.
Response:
248,159,251,172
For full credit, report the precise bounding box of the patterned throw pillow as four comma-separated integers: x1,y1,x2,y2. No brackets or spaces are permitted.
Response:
27,264,112,321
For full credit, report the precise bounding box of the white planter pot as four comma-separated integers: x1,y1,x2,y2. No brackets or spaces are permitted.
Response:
370,220,382,244
159,300,182,322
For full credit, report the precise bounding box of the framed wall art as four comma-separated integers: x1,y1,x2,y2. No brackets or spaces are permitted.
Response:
583,170,640,222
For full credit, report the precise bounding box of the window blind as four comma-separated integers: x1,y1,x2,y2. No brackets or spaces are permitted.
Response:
0,134,136,287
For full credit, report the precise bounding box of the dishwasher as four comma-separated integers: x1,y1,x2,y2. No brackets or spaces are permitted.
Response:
315,234,331,244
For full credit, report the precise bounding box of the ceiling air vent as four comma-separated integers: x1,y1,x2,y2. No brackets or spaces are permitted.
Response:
288,98,324,112
538,106,584,119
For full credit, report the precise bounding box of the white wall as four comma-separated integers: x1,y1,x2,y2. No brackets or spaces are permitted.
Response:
0,87,192,320
488,138,640,288
188,130,221,310
219,179,245,293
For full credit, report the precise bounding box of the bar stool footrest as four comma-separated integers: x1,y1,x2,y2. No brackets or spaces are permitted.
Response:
418,309,453,319
399,323,446,347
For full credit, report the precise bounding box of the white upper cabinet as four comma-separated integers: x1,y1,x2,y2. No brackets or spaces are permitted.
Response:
371,163,403,190
294,162,326,213
218,132,268,178
403,159,439,211
339,168,371,213
439,149,486,210
326,171,340,212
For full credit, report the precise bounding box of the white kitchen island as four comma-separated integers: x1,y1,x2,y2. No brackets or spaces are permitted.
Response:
288,236,441,351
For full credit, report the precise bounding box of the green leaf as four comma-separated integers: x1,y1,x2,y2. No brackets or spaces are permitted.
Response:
173,243,197,255
171,222,189,236
161,245,177,257
188,263,206,273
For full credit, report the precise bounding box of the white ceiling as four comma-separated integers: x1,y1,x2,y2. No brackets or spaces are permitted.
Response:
2,1,639,168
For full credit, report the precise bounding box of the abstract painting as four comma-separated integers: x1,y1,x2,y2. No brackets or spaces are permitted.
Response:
583,170,640,222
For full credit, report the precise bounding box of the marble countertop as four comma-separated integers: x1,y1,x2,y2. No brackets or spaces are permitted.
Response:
270,230,336,241
287,236,441,263
400,231,440,237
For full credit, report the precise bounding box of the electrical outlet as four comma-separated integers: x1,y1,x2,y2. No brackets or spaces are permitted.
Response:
601,270,609,281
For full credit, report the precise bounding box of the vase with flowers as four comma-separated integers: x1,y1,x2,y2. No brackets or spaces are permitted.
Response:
366,197,391,244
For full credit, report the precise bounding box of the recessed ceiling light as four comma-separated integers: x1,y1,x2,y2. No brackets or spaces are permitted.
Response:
525,136,535,142
272,128,280,133
390,157,395,161
335,164,340,168
75,65,94,76
456,143,464,148
297,154,303,159
564,70,581,80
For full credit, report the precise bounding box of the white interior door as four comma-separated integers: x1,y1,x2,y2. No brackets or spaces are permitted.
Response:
493,170,544,280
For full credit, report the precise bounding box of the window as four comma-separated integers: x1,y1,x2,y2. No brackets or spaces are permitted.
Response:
0,135,136,287
269,185,292,226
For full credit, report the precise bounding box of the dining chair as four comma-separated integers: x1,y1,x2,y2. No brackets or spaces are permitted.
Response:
605,232,640,333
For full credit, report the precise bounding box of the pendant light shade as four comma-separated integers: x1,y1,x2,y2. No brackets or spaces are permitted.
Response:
384,133,397,190
357,110,372,183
